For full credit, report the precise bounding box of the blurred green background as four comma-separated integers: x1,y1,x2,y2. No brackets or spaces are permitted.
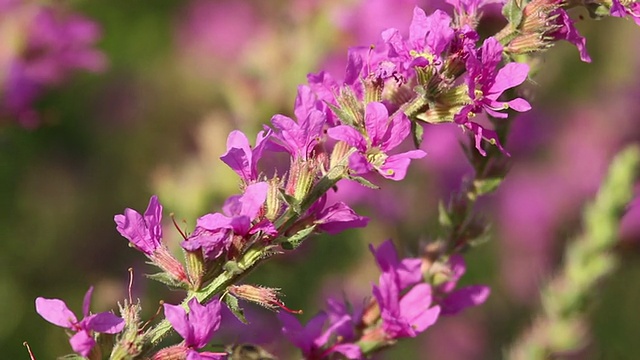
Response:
2,0,640,358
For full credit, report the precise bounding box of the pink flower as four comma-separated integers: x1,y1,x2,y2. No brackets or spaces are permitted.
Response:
35,287,124,357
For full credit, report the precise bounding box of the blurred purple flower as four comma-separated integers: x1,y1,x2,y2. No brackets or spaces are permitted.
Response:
610,0,640,25
436,255,490,315
370,239,423,289
2,5,105,125
279,311,362,359
35,287,124,357
176,0,262,62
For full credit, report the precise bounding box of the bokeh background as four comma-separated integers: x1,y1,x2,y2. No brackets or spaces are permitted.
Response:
2,0,640,358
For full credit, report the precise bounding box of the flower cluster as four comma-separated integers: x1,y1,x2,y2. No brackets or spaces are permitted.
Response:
31,1,640,359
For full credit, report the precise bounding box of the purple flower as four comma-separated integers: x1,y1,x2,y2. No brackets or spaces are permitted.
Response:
455,37,530,155
436,254,490,316
114,195,163,255
382,8,455,73
446,0,502,27
549,8,591,63
325,297,363,342
327,101,426,180
611,0,640,26
370,239,423,290
460,37,531,120
35,287,124,357
163,298,226,360
279,311,362,359
270,85,326,161
372,271,440,339
312,199,369,235
220,129,271,183
182,182,276,259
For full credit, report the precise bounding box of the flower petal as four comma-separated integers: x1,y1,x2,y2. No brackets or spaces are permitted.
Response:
35,297,77,328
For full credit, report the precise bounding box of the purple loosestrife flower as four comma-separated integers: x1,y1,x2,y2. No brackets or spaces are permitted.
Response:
549,8,591,63
325,297,363,343
182,182,276,260
220,129,271,184
370,239,423,289
447,0,502,28
305,195,369,235
611,0,640,25
279,311,362,359
35,287,125,357
436,254,490,315
455,37,530,154
270,85,326,161
371,271,440,339
159,298,227,360
327,101,426,181
382,7,455,74
115,196,189,284
115,195,163,255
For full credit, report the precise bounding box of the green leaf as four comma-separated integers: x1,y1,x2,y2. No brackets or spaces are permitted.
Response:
278,189,301,214
223,293,248,324
502,0,524,29
280,225,317,250
347,175,380,189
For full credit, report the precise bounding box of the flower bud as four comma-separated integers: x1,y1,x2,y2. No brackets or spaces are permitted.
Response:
150,246,189,286
229,284,301,313
264,177,283,221
151,344,188,360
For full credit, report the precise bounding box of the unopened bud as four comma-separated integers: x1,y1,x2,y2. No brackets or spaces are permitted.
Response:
150,246,190,286
228,284,301,313
151,345,188,360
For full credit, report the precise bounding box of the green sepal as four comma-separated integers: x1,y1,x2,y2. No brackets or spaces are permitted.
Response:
280,225,317,250
145,272,189,290
223,293,248,324
347,174,380,189
502,0,524,29
279,189,301,214
326,102,357,127
411,119,424,148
